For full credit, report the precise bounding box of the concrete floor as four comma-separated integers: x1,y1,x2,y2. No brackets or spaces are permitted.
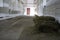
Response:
0,16,34,40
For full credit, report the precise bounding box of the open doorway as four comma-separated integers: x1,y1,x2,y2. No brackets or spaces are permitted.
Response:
27,8,30,16
24,7,37,16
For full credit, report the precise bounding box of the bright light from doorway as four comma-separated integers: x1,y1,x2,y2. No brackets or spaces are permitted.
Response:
30,7,37,16
24,7,37,16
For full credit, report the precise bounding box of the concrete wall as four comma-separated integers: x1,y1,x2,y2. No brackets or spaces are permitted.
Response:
55,2,60,23
43,5,55,17
0,0,26,15
0,0,22,14
43,0,60,23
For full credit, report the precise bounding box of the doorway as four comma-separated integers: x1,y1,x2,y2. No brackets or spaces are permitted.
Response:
27,8,30,16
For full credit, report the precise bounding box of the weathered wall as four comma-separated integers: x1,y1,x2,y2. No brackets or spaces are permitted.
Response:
43,0,60,23
43,5,55,17
55,2,60,22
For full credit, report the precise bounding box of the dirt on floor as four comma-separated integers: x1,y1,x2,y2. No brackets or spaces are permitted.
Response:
19,26,60,40
0,16,60,40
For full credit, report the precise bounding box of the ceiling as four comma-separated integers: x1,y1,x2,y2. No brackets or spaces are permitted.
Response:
21,0,37,7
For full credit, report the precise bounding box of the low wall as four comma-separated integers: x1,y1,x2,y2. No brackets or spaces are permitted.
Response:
0,7,9,13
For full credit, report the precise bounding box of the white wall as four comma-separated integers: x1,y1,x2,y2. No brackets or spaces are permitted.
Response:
37,0,43,16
